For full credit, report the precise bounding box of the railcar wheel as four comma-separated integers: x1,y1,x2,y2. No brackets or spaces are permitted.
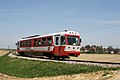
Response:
53,57,60,60
62,57,65,60
48,56,52,59
19,52,25,56
54,57,57,60
57,57,60,60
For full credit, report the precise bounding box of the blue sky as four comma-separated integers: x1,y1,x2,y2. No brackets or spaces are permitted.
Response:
0,0,120,49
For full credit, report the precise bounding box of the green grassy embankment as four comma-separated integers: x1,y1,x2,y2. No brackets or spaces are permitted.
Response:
0,52,119,78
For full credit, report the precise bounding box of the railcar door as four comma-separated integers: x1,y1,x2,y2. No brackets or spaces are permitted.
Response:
54,35,66,56
54,35,61,56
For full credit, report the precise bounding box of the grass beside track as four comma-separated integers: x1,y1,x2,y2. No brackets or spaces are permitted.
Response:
0,53,120,78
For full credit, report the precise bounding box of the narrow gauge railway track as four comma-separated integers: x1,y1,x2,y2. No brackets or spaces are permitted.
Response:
64,59,120,68
9,52,120,68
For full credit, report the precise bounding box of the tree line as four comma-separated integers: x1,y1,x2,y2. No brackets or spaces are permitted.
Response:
80,45,120,54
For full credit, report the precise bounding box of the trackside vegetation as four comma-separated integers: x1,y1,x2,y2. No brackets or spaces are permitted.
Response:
0,53,120,78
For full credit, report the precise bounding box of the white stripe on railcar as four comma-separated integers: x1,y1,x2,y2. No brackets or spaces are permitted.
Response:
19,46,54,51
64,45,80,52
33,46,54,51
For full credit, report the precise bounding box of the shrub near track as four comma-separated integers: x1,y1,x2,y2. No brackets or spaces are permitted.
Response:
0,53,120,78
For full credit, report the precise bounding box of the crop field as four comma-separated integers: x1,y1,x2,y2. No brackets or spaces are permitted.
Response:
71,53,120,63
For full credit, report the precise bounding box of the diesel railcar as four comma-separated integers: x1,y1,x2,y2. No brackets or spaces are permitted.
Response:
16,30,81,59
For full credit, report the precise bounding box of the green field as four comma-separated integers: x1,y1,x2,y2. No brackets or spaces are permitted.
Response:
0,52,119,78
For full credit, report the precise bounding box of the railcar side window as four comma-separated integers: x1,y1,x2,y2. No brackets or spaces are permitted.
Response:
41,38,46,45
22,42,24,47
37,39,41,46
28,40,31,46
25,41,28,47
27,41,29,46
20,42,22,47
61,36,66,45
20,40,31,47
47,38,52,45
34,39,37,46
23,41,26,47
55,37,59,45
21,42,24,47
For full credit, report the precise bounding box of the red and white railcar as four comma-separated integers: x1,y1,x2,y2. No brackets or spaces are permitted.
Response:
16,30,81,59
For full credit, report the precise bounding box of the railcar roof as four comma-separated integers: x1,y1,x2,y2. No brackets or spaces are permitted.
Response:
19,30,80,41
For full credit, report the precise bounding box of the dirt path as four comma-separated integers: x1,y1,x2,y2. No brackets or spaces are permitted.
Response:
0,50,10,56
0,70,120,80
0,50,120,80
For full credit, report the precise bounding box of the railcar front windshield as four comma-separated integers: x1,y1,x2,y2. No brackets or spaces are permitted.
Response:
67,36,80,46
